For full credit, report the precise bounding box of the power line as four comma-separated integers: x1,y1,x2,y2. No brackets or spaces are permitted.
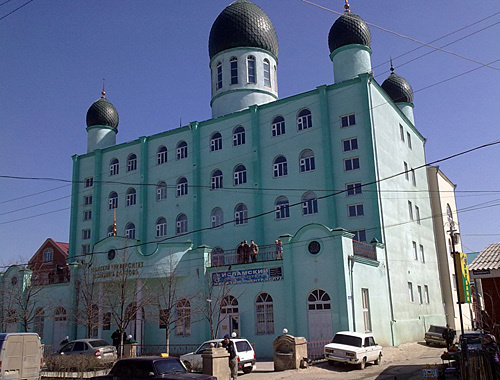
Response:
0,0,33,21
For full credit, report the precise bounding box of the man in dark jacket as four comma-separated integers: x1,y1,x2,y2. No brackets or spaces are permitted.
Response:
222,334,237,380
442,324,456,351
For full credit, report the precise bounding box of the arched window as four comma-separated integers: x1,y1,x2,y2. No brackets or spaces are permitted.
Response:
230,57,238,85
176,213,188,235
176,177,188,197
156,217,167,237
156,181,167,201
210,132,222,152
233,126,246,146
234,203,248,225
108,192,118,210
157,146,167,165
126,188,136,206
271,116,285,137
216,61,223,90
297,109,312,130
110,158,119,176
177,141,188,160
211,170,223,190
302,191,318,215
256,293,274,335
273,155,288,177
176,299,191,336
127,154,137,172
125,223,136,239
107,225,114,237
247,56,256,83
300,149,315,172
211,207,224,228
34,307,45,338
221,295,238,314
275,196,290,220
308,289,331,310
233,165,247,186
263,59,271,87
55,306,67,322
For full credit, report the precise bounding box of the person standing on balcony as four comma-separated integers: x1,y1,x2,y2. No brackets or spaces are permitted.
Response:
237,242,245,264
243,241,250,263
275,240,283,259
250,240,259,262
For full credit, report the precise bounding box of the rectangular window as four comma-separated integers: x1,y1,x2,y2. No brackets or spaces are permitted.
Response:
177,145,187,160
408,282,414,302
424,285,430,304
415,206,421,224
408,201,413,220
230,58,238,85
346,182,362,196
344,157,360,171
348,204,364,217
43,249,53,262
413,241,418,260
247,56,256,83
263,60,271,87
84,195,93,205
400,124,405,141
84,177,94,188
127,157,137,172
411,169,416,186
341,113,356,128
82,229,91,240
83,210,92,220
343,138,358,152
417,285,423,305
110,162,119,176
362,288,371,332
216,63,222,90
157,150,167,165
352,230,366,242
81,244,90,255
420,244,425,263
407,132,412,149
103,312,111,330
404,162,409,180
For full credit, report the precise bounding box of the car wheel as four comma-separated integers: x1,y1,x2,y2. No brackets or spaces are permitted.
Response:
374,353,382,365
242,367,253,374
358,357,366,370
183,361,192,372
328,360,335,367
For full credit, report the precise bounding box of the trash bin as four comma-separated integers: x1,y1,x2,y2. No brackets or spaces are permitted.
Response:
273,334,307,371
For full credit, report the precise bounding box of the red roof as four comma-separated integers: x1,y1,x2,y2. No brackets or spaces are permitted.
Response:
54,241,69,256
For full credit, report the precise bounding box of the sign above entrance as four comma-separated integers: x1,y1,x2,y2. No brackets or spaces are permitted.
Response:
212,267,283,286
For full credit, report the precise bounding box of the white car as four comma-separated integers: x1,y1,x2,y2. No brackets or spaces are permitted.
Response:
324,331,382,370
180,338,255,374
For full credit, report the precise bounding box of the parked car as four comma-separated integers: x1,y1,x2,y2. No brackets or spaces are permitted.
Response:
460,331,485,351
424,325,448,347
324,331,382,370
91,357,216,380
53,339,117,362
0,333,43,380
180,338,255,374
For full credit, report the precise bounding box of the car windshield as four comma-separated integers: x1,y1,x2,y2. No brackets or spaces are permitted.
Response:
88,340,109,348
332,334,362,347
195,342,213,354
155,359,186,374
428,326,446,334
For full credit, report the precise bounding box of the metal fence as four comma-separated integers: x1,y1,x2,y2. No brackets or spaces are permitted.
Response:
306,340,328,362
210,244,280,267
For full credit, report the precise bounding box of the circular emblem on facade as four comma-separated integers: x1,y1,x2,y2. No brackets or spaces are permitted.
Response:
108,249,116,261
11,276,17,285
308,241,321,254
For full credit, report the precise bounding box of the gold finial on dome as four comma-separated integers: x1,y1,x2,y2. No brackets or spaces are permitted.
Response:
344,0,350,13
101,79,106,98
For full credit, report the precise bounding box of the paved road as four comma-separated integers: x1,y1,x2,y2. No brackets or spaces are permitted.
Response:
241,342,455,380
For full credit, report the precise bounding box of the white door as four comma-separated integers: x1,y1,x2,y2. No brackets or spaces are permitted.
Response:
220,314,240,338
53,307,67,346
308,289,333,342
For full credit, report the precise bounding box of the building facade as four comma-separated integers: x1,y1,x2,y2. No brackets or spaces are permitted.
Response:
2,1,448,357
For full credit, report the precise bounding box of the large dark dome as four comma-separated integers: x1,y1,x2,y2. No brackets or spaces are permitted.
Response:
86,96,119,130
209,0,278,59
381,72,414,103
328,12,371,53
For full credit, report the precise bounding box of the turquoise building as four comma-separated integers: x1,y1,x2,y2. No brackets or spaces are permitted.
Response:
2,1,446,358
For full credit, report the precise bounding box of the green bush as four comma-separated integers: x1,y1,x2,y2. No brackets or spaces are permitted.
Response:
45,355,113,372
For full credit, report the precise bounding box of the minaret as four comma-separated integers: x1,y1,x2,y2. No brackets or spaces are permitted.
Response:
381,61,415,124
208,0,279,118
86,86,119,153
328,1,372,83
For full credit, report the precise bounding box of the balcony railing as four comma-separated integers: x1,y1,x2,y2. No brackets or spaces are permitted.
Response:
352,240,377,261
210,244,281,267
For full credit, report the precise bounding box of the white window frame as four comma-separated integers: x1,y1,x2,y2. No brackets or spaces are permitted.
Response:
177,142,187,160
84,195,93,205
210,133,222,152
216,62,222,90
271,116,285,137
176,177,188,197
233,126,245,146
156,218,167,237
344,157,360,171
343,137,358,152
127,154,137,172
346,182,362,196
84,177,94,188
235,203,248,225
263,59,271,87
255,293,274,335
125,223,135,239
43,248,53,262
82,229,91,240
302,192,318,215
273,156,288,178
230,57,238,85
83,210,92,220
233,165,247,186
247,55,256,83
299,150,315,173
362,288,372,333
352,230,366,242
157,146,167,165
108,192,118,209
348,203,364,217
211,208,223,228
176,214,188,235
156,182,167,201
341,113,356,128
211,170,223,190
110,159,119,176
297,109,312,131
175,299,191,337
126,188,136,206
275,197,290,220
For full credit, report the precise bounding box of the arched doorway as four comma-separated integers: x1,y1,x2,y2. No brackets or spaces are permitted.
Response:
220,295,239,338
53,306,68,346
307,289,333,341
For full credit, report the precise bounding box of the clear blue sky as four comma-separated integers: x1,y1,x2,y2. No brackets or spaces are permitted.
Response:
1,0,500,266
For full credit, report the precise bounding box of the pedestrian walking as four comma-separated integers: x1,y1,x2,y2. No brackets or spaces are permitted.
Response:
250,240,259,262
222,334,238,380
442,324,456,351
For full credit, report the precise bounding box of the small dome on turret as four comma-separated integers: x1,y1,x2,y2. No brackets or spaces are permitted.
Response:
328,6,371,53
381,68,414,103
86,93,119,130
209,0,278,59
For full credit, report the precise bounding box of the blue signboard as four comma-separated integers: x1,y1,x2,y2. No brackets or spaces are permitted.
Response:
212,267,283,286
